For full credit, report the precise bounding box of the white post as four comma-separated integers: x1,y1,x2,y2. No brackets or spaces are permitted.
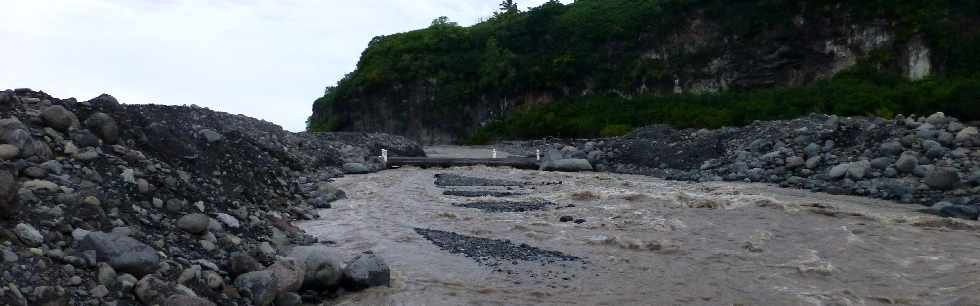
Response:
381,149,388,164
536,149,541,161
492,148,497,159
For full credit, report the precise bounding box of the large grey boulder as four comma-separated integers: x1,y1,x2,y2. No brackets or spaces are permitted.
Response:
540,159,593,172
846,161,871,180
177,213,211,235
229,252,264,277
77,232,160,276
828,163,850,180
312,182,346,208
341,253,391,290
135,275,174,305
924,167,961,190
342,163,371,174
40,105,79,131
235,270,279,306
288,245,343,290
956,127,979,146
84,112,119,144
895,152,919,173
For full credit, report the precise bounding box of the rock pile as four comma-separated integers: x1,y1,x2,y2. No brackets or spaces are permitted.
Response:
502,113,980,220
0,89,421,305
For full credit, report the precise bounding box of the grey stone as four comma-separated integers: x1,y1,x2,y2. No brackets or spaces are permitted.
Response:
40,105,79,131
163,295,218,306
199,129,223,143
235,270,279,306
135,274,172,305
288,245,343,290
268,257,305,294
83,112,119,144
215,213,240,228
177,213,210,235
956,127,979,146
14,223,43,247
77,232,160,276
97,263,117,286
22,166,46,179
805,156,821,169
275,292,302,306
895,152,919,173
342,253,391,290
0,170,17,218
828,163,850,180
804,143,821,158
0,144,18,160
342,163,371,174
878,142,903,156
785,156,805,169
846,161,870,180
89,285,109,298
870,157,892,170
70,129,101,148
540,159,593,172
924,167,961,190
230,252,264,277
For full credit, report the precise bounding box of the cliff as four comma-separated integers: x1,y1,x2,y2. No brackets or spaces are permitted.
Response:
309,0,980,143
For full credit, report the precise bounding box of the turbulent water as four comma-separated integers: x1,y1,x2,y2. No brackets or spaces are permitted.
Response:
298,147,980,306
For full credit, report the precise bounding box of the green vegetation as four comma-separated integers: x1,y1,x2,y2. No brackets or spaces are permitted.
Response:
310,0,980,142
467,68,980,142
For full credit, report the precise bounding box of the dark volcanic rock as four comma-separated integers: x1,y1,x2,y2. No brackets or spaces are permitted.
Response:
341,252,391,290
453,201,555,213
414,228,579,267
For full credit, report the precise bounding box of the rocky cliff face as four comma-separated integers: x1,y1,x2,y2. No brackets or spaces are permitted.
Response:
311,1,978,144
0,88,423,305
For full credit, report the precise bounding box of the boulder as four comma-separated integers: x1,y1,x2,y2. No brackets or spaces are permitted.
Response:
828,163,850,180
135,275,173,305
77,232,160,276
70,129,101,148
895,152,919,173
540,159,593,172
163,295,217,306
955,127,979,146
229,252,264,277
0,170,17,218
870,157,892,170
235,270,279,306
0,144,18,160
846,161,871,180
83,112,119,144
177,213,211,235
215,213,241,229
40,105,79,131
924,167,961,190
199,129,223,143
288,245,343,290
342,163,371,174
14,223,43,247
785,156,805,169
268,257,305,294
341,252,391,290
878,142,904,156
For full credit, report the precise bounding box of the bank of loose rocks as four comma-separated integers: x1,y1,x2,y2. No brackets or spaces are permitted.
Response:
502,113,980,220
0,89,422,305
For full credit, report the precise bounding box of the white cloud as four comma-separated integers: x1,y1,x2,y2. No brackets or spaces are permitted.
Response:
0,0,565,131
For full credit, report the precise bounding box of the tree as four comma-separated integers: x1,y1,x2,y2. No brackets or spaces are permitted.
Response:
430,16,458,28
498,0,519,16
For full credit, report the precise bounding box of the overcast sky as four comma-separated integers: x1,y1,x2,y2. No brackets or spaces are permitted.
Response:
0,0,565,131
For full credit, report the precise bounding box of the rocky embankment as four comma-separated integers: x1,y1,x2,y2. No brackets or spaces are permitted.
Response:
0,89,424,305
501,113,980,220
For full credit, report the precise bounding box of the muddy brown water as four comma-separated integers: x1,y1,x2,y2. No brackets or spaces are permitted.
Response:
298,147,980,306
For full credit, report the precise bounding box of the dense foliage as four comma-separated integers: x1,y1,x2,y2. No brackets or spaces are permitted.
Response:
310,0,980,142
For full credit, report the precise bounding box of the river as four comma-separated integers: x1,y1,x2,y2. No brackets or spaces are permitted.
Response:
297,146,980,306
